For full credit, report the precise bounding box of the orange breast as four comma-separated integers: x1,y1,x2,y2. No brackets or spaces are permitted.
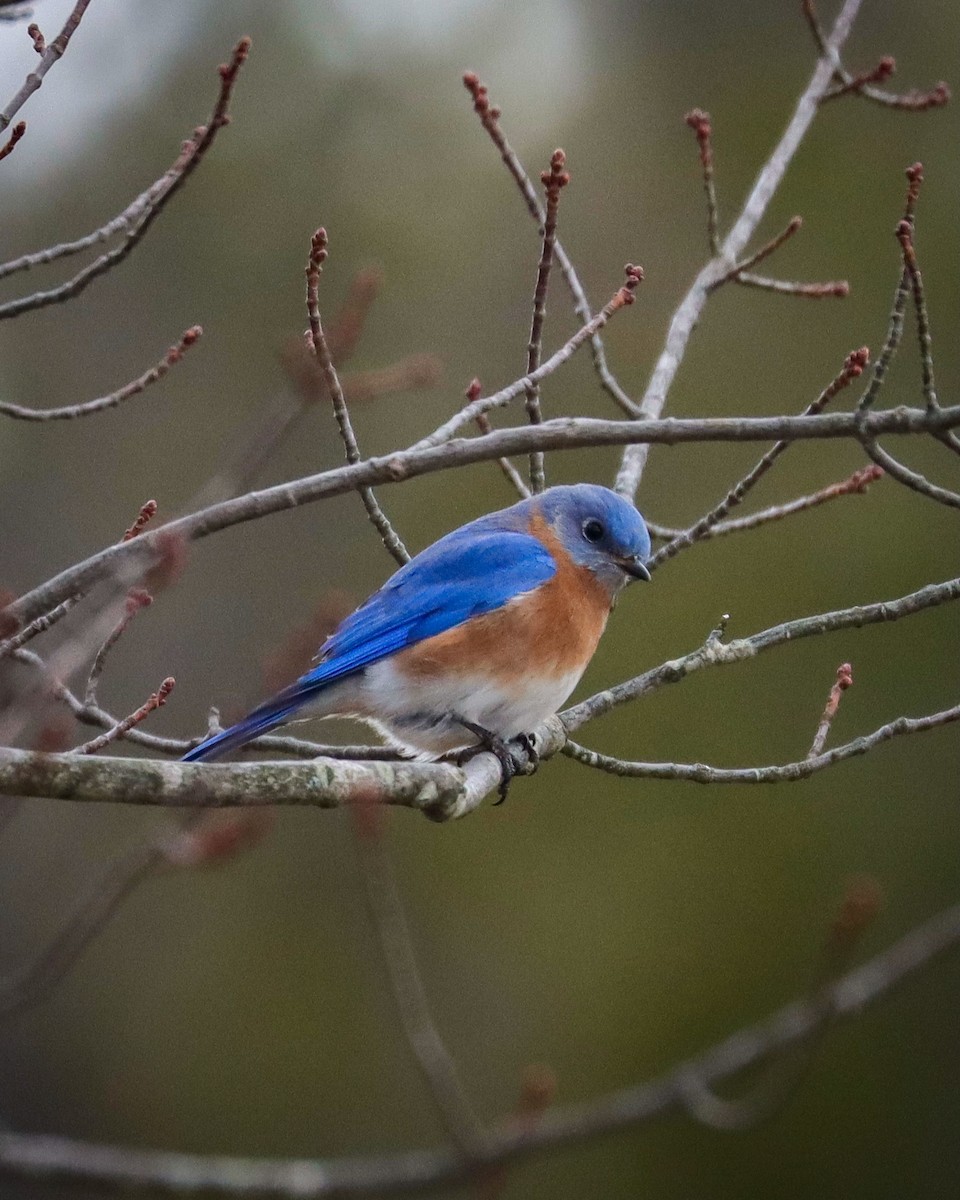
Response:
398,512,611,684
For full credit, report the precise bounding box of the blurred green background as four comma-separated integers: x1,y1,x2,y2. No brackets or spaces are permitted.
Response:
0,0,958,1196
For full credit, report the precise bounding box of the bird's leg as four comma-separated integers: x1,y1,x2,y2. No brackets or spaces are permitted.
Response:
454,720,539,804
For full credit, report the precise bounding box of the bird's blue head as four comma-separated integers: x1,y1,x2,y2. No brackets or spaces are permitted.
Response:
535,483,652,595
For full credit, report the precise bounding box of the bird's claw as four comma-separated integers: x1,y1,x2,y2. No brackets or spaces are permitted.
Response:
455,722,540,803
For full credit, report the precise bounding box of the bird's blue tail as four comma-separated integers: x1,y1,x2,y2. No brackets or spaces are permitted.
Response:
181,698,301,763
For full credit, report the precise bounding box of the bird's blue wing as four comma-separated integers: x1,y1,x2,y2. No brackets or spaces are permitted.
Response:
315,525,555,677
183,524,555,762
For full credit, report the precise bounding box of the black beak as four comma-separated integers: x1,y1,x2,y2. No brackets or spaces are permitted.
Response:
620,555,652,581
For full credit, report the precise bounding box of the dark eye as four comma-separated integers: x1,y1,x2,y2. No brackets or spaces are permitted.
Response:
582,518,604,544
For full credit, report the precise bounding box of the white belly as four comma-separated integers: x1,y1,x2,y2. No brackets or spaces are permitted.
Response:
331,659,584,757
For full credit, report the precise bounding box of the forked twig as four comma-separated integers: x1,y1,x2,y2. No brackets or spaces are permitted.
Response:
650,346,870,569
463,71,640,417
0,39,250,321
0,0,91,131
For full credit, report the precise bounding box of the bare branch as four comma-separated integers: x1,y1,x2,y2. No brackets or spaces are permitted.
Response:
1,898,959,1194
0,118,25,162
710,215,803,290
475,408,530,500
733,272,849,297
0,327,202,421
614,0,865,500
860,438,960,509
74,678,175,755
0,0,91,132
650,465,883,547
462,71,640,417
808,662,854,758
564,699,959,784
5,400,960,635
306,228,409,565
649,346,870,569
83,589,153,707
0,595,80,659
802,0,950,111
895,216,938,413
560,574,960,735
11,645,404,762
350,796,484,1152
414,264,643,450
524,149,570,493
684,108,720,254
0,38,250,321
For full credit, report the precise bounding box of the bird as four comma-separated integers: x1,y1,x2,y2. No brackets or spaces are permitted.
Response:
183,483,652,796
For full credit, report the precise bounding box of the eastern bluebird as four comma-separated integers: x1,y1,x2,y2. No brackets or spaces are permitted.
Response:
183,484,651,793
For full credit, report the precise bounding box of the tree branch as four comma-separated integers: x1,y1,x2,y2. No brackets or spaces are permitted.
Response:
614,0,864,499
4,399,956,636
2,898,959,1195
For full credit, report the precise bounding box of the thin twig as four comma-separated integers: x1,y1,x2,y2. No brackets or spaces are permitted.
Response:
733,273,849,297
75,678,174,754
559,573,960,737
821,54,895,101
0,327,201,421
11,646,408,761
350,793,484,1154
650,465,883,545
685,108,720,254
306,228,410,566
0,0,91,132
860,438,960,509
894,217,938,413
856,164,923,414
413,265,643,450
523,149,569,493
563,700,960,783
83,590,152,707
808,662,853,758
0,595,80,659
475,409,530,499
0,118,25,161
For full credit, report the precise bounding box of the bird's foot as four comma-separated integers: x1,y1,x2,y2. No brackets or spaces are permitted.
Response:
455,722,539,804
